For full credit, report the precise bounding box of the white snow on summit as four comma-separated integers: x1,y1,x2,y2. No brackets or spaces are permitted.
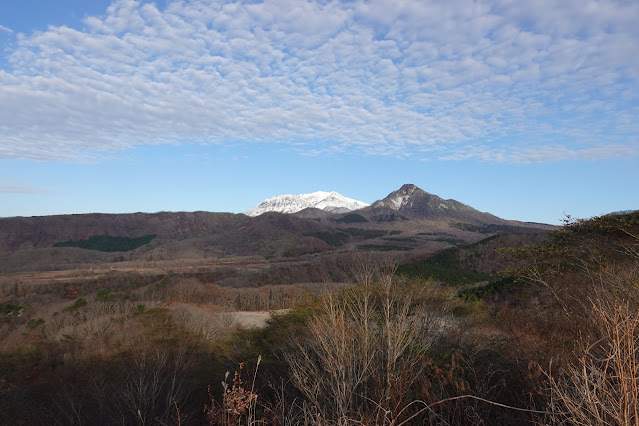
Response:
372,184,419,211
245,191,369,217
388,194,411,210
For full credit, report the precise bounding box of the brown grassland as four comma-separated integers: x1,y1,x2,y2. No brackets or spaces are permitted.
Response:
1,211,638,425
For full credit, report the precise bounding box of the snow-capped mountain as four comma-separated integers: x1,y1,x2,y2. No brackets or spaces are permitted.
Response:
361,183,503,223
245,191,369,217
370,184,474,213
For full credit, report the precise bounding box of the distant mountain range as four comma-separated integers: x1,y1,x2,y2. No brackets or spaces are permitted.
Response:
0,184,556,274
249,184,508,225
245,191,369,216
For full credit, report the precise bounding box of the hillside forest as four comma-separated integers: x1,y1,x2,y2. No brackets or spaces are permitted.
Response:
1,211,638,424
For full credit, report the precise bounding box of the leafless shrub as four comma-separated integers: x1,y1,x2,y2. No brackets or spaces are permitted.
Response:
171,304,233,341
116,341,196,425
287,291,369,423
170,278,204,303
546,289,639,425
285,258,457,424
531,223,639,425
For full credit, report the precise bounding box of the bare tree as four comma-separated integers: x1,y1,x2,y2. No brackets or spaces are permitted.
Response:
547,285,639,425
115,341,194,424
286,258,456,424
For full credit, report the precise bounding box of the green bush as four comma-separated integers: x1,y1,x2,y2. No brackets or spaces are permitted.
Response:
133,304,146,316
64,298,87,312
26,318,45,329
94,288,129,303
397,246,493,285
116,290,130,302
1,303,24,319
95,288,115,302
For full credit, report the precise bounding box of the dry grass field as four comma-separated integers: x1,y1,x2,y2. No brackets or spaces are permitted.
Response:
4,210,635,425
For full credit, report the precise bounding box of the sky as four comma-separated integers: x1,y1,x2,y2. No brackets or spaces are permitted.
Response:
0,0,637,224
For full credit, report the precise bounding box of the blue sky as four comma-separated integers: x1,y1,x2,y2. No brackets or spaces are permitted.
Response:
1,0,637,224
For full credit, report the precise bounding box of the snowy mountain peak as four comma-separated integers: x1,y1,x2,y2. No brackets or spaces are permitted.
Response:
372,184,427,211
368,184,479,219
245,191,369,217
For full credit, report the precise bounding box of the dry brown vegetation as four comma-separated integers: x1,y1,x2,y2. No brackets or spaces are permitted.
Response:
285,266,458,424
1,211,637,425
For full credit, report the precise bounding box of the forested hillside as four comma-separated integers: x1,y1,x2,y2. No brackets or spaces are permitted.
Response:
2,212,636,424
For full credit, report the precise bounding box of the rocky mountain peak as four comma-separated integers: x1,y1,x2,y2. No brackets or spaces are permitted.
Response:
372,184,427,211
398,183,420,193
359,183,505,223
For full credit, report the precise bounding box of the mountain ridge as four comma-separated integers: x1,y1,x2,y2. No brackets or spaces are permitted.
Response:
248,184,515,225
245,190,369,217
0,184,557,274
356,184,508,224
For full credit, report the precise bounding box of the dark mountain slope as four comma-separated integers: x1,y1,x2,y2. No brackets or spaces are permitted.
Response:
0,212,248,252
223,212,340,256
357,184,507,223
354,185,552,236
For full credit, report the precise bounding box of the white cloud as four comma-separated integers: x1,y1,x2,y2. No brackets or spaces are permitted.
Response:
0,0,637,162
0,24,13,33
0,180,52,194
440,142,639,163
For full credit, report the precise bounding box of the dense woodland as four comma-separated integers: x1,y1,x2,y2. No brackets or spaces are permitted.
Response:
1,211,638,424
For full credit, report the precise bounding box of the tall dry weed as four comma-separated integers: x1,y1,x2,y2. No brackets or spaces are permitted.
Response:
205,357,262,425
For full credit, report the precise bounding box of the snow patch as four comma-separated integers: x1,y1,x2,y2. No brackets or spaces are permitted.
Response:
388,194,411,210
245,191,368,216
